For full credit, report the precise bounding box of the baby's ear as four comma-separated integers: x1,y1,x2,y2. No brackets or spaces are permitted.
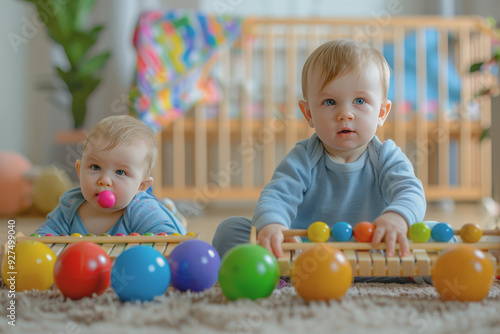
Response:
378,100,392,126
75,160,81,178
138,176,154,192
299,100,314,128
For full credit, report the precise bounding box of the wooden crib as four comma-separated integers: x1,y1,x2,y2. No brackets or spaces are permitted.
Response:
152,16,494,204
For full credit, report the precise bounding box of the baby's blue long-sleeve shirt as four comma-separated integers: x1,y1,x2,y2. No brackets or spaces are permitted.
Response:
35,187,187,236
252,134,426,230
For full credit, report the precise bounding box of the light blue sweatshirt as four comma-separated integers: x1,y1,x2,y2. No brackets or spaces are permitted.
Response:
252,134,426,231
35,187,187,236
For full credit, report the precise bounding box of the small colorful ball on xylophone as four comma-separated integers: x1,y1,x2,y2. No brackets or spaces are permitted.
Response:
305,221,490,244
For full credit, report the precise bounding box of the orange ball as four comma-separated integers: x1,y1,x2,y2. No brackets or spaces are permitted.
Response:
459,223,483,243
291,244,353,301
353,221,375,242
431,245,494,302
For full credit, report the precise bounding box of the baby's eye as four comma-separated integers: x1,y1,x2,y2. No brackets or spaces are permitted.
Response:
116,170,125,176
90,165,100,171
354,98,366,105
323,99,336,106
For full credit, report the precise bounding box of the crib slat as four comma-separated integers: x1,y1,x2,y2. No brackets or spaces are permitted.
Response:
285,26,298,152
241,32,254,188
153,132,163,197
218,48,231,189
438,29,450,188
306,25,320,138
172,116,186,190
394,27,406,150
416,28,428,188
459,28,472,189
479,31,492,197
263,29,276,183
194,104,208,188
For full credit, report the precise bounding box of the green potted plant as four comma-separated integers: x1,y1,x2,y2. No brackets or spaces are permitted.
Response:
21,0,110,130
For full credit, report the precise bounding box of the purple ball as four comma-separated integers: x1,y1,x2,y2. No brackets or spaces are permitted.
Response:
168,239,221,292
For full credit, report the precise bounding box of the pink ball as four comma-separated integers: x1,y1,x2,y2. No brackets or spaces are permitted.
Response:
97,190,116,209
0,151,34,215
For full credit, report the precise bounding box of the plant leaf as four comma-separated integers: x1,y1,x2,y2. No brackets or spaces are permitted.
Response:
89,25,104,40
480,128,490,142
62,31,97,66
78,52,110,76
470,62,483,73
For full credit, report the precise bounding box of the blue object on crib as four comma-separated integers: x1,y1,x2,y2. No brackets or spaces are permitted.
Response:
383,29,461,118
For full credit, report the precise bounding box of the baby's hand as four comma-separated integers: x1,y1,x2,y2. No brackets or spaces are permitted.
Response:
257,223,299,258
371,212,410,257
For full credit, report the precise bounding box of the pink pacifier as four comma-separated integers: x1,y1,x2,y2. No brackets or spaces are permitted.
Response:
97,190,116,209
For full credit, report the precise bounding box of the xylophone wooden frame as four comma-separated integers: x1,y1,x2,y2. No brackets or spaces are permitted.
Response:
0,232,199,266
249,226,500,277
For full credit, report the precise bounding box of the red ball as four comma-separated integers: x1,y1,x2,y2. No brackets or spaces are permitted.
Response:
353,221,375,242
54,242,112,300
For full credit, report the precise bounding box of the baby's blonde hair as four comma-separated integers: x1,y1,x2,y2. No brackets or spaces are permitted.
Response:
301,39,391,101
83,115,158,177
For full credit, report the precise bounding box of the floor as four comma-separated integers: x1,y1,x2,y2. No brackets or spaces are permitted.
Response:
0,200,496,247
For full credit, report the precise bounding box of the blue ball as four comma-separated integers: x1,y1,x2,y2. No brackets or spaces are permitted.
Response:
168,239,221,292
331,222,353,242
431,222,454,242
111,246,171,302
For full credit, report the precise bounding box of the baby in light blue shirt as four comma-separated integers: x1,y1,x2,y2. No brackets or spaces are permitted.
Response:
213,39,428,264
36,115,186,236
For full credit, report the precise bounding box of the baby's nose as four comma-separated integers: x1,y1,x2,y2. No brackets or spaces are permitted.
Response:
98,175,112,187
337,108,354,121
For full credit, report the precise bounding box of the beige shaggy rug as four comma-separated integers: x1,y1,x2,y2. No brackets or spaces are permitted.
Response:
1,281,500,334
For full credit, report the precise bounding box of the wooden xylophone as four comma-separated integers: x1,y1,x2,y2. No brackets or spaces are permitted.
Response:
249,227,500,277
1,232,198,263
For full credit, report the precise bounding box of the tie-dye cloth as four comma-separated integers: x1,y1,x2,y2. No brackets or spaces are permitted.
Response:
132,10,244,130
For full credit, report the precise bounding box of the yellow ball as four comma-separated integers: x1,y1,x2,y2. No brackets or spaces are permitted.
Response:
307,221,330,243
291,244,353,301
70,233,83,237
186,232,197,236
431,245,493,302
459,223,482,243
1,241,56,291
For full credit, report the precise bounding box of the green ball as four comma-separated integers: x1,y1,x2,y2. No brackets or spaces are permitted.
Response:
409,222,431,243
219,244,280,301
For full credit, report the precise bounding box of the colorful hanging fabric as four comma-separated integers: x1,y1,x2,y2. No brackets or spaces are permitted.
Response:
131,10,244,129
